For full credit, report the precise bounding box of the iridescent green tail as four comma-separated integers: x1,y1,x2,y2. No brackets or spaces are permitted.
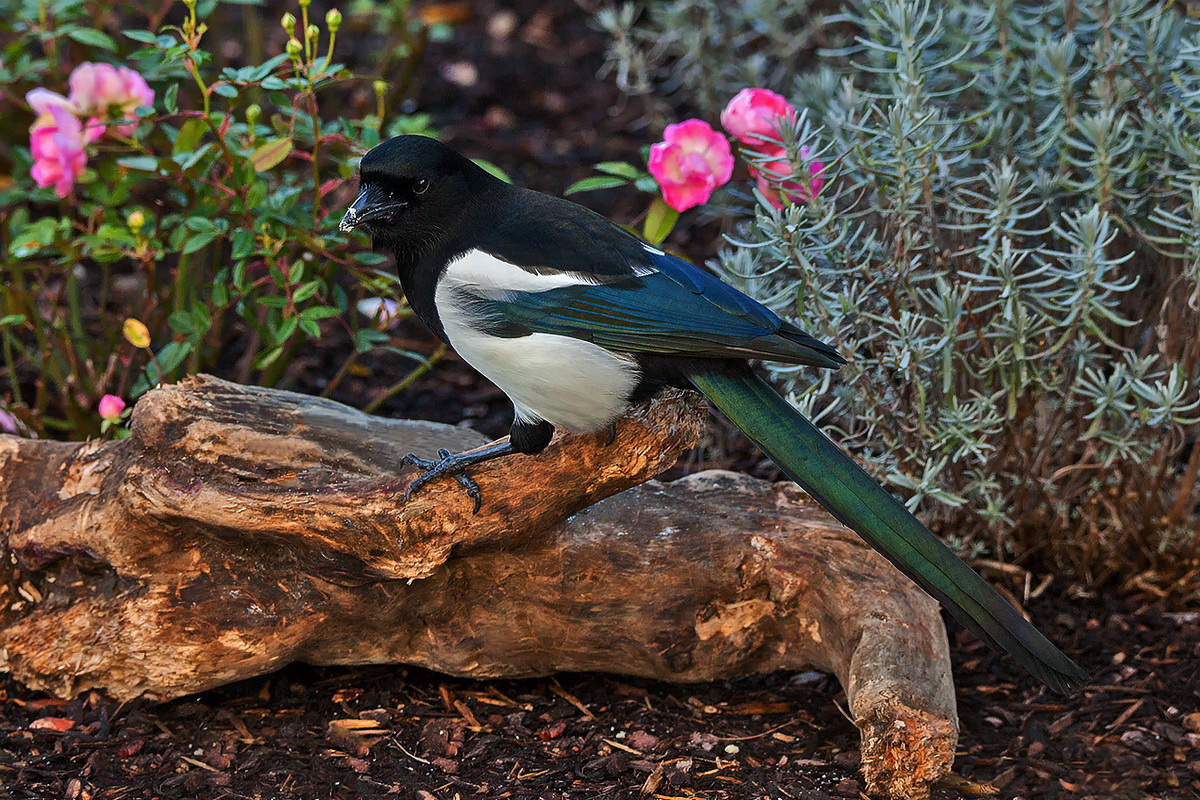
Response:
691,369,1087,693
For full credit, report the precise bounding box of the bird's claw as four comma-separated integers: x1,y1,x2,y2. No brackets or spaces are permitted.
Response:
401,449,483,512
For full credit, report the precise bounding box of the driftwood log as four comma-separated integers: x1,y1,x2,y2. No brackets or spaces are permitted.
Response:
0,375,958,798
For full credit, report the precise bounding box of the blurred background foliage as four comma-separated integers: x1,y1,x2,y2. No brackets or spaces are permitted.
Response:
1,0,1197,592
605,0,1200,590
0,0,448,439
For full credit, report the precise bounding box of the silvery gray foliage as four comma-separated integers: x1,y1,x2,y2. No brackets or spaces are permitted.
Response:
608,0,1200,567
597,0,822,112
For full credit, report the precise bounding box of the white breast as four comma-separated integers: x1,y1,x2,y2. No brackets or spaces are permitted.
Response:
435,249,641,432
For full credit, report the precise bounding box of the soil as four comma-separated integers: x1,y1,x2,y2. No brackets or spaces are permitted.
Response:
3,2,1199,799
2,599,1198,800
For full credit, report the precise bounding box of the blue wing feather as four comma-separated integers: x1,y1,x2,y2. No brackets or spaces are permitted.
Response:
477,249,844,368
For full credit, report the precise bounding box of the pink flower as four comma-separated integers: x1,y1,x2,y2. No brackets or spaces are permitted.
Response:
98,394,126,421
0,409,17,435
27,87,79,126
752,146,827,208
29,105,92,198
357,297,404,328
68,62,154,137
648,120,734,212
721,88,797,148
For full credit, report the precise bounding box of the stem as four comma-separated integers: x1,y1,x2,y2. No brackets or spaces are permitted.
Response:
174,251,190,313
362,344,447,415
320,350,359,398
64,250,86,343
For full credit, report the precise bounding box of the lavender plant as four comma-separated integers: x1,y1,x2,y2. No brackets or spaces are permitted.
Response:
606,0,1200,581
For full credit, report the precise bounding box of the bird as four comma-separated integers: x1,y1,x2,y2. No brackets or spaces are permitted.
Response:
339,134,1087,694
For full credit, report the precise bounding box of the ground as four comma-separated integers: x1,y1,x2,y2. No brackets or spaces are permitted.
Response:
3,599,1198,799
3,2,1199,798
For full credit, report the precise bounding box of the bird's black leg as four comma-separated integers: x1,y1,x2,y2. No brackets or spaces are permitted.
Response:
401,441,518,512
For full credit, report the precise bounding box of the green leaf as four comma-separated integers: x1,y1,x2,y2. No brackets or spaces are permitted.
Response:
292,280,322,303
168,310,195,335
10,218,60,257
353,328,390,353
117,155,159,172
174,118,207,156
133,341,193,395
163,84,179,114
245,54,289,82
182,230,217,254
472,159,512,183
156,341,192,374
273,316,298,344
190,306,212,335
231,229,256,259
67,28,116,49
212,275,229,307
299,306,341,320
352,252,388,265
634,176,659,193
564,176,627,195
250,138,292,172
255,345,284,370
595,161,641,179
123,30,159,44
642,197,680,245
0,314,28,327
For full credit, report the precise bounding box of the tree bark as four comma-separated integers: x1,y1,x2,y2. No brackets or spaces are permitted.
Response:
0,375,957,798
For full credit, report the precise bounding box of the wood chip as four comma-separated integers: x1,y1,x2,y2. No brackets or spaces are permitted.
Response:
639,764,665,796
550,683,595,719
602,737,643,755
179,755,220,773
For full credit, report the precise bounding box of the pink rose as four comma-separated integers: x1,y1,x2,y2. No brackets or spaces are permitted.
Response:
648,119,734,212
752,146,827,208
0,408,17,435
98,394,126,421
69,62,154,137
29,104,92,198
721,88,797,148
27,87,79,126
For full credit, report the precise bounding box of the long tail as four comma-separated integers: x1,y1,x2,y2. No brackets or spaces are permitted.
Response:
690,369,1087,694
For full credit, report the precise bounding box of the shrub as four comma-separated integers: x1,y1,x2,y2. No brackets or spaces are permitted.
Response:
0,0,446,438
605,0,1200,585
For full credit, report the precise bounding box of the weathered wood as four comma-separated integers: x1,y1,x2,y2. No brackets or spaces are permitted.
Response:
0,375,957,798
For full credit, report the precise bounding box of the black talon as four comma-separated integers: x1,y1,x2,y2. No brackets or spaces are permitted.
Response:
399,441,520,512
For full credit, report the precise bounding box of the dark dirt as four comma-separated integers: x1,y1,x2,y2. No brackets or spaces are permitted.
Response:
3,2,1199,799
2,599,1198,800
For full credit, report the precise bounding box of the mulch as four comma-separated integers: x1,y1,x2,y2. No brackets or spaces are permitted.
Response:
3,1,1198,798
2,597,1197,799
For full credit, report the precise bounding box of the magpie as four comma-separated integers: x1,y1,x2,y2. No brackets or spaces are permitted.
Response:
339,134,1087,694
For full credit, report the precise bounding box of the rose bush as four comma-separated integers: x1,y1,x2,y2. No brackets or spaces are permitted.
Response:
1,0,453,437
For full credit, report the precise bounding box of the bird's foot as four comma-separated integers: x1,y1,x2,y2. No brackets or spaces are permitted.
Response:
401,449,483,512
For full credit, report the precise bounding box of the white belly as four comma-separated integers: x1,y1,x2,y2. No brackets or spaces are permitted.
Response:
435,250,641,431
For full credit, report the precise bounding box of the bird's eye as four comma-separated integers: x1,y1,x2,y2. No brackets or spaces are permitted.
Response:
413,177,430,195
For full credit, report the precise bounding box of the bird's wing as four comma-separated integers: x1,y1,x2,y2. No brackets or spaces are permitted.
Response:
468,247,844,368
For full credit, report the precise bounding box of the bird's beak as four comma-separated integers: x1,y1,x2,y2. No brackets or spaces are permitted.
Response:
339,184,405,233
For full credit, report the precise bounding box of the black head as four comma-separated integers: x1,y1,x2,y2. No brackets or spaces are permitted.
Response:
339,135,500,255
